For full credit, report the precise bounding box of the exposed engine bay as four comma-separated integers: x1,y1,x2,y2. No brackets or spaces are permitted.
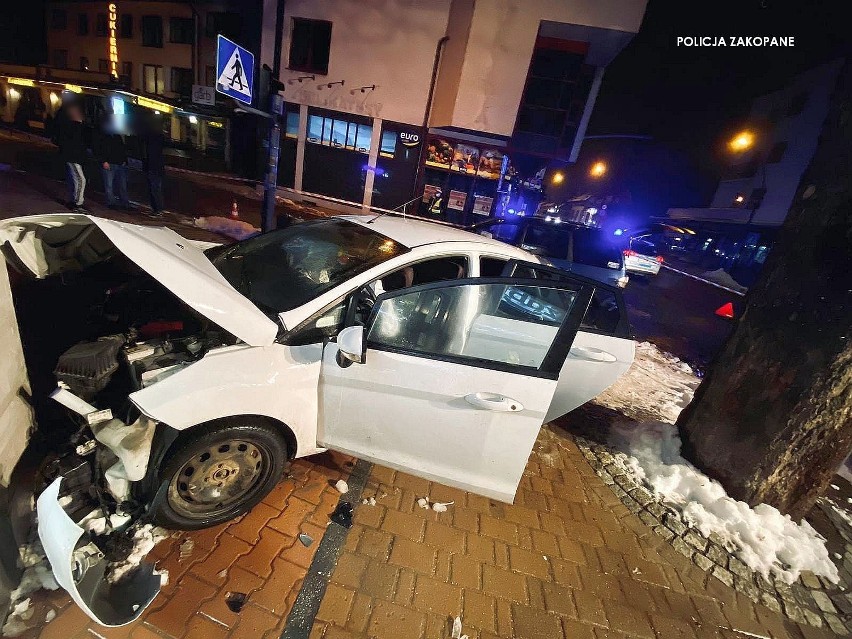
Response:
12,254,236,624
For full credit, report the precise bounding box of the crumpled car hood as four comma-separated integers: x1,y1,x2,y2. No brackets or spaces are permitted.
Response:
0,214,278,346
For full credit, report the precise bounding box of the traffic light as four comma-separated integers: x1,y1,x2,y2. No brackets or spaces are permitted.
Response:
256,64,285,109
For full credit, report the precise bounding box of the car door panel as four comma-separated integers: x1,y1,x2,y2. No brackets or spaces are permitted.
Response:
318,273,593,502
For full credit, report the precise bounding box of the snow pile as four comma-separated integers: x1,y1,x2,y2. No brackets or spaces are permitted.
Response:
595,342,700,423
194,216,260,240
610,421,840,584
700,268,748,294
107,524,169,583
2,542,59,637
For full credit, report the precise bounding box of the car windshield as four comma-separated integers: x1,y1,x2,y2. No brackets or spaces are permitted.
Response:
521,222,623,268
208,219,408,314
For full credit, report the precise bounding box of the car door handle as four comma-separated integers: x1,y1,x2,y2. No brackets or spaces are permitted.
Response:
569,346,618,362
464,392,523,412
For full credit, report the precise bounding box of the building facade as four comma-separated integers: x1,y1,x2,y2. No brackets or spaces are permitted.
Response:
268,0,647,222
1,0,265,171
661,59,843,282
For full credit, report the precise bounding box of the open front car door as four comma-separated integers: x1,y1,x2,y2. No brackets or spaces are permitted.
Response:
318,267,595,503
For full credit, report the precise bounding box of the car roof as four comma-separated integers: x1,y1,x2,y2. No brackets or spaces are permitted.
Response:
339,214,521,252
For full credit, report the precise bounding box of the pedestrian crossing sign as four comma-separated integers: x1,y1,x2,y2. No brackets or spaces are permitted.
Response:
216,35,255,105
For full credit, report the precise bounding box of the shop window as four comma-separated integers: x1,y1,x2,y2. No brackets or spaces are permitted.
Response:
379,131,397,158
98,59,109,73
288,18,332,75
80,57,89,71
120,15,133,38
143,64,165,95
78,14,88,36
285,110,300,138
205,11,241,39
53,49,68,69
96,13,108,36
171,67,193,96
170,17,194,44
766,141,787,163
307,113,371,153
51,9,67,30
142,16,164,48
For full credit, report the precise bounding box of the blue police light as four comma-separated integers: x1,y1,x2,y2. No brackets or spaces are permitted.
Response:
614,228,624,236
507,208,515,214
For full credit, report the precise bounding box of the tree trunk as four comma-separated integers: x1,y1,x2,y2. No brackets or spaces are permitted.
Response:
677,60,852,521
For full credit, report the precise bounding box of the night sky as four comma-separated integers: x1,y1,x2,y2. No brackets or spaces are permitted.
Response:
589,0,849,187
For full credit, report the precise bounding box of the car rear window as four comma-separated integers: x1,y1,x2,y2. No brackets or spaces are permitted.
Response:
572,229,623,269
520,223,623,269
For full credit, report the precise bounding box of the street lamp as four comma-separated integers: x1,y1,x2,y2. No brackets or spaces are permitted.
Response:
728,130,755,153
551,171,564,185
589,161,607,178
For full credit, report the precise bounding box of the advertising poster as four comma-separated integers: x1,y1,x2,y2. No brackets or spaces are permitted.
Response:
425,138,454,168
447,190,467,211
473,196,493,216
477,149,504,179
422,183,442,203
451,144,480,174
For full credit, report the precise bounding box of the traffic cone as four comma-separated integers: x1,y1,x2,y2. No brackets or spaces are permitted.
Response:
230,199,239,219
715,302,734,319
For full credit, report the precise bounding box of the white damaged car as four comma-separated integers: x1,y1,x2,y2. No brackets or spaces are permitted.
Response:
0,214,634,625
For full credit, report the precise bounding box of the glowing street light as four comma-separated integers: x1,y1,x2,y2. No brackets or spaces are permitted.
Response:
589,161,607,178
728,130,755,153
551,171,564,185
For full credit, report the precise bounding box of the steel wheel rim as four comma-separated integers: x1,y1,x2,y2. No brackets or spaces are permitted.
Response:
168,439,269,519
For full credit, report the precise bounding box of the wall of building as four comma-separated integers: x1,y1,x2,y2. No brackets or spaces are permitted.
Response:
46,1,228,96
709,59,843,226
0,260,33,490
278,0,452,125
436,0,645,136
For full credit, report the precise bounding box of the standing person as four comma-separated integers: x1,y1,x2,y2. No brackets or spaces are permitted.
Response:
57,102,88,211
141,113,166,217
95,114,132,210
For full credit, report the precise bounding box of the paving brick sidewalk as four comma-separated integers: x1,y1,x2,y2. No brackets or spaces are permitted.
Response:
14,452,353,639
310,424,833,639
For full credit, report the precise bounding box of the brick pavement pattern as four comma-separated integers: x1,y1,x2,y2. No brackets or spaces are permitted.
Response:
16,452,353,639
310,426,837,639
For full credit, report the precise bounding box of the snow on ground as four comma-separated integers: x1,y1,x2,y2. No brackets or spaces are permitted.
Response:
193,215,260,240
596,342,840,585
700,268,748,294
595,342,700,423
2,542,59,637
107,524,170,583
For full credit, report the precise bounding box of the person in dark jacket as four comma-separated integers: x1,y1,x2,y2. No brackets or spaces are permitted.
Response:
56,102,88,211
95,114,131,210
140,113,166,217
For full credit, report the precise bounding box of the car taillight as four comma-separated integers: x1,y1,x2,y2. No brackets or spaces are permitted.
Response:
623,249,637,257
656,256,664,263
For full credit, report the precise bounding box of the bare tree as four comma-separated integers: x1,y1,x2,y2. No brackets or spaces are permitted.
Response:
677,60,852,520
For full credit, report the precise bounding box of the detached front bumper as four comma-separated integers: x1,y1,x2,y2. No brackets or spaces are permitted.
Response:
37,478,162,626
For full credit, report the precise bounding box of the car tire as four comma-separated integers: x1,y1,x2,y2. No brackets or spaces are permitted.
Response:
149,419,288,530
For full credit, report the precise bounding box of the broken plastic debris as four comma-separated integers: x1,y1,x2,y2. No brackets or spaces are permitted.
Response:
132,604,140,612
330,501,354,528
157,569,169,586
225,591,247,613
334,479,349,494
451,615,463,639
432,500,454,513
179,539,195,561
298,533,314,547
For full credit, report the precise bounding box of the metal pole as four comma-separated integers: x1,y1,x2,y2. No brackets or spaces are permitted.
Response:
262,93,284,232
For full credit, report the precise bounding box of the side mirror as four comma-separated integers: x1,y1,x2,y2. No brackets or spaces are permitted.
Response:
336,325,365,365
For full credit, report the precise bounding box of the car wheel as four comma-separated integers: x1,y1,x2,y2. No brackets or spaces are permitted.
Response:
150,420,288,530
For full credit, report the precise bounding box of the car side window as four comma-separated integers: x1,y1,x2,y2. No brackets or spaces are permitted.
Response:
367,282,579,371
580,289,623,336
480,257,509,277
375,256,468,293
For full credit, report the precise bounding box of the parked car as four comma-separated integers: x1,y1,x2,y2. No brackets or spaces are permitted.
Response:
511,217,629,288
623,235,664,277
0,214,634,625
